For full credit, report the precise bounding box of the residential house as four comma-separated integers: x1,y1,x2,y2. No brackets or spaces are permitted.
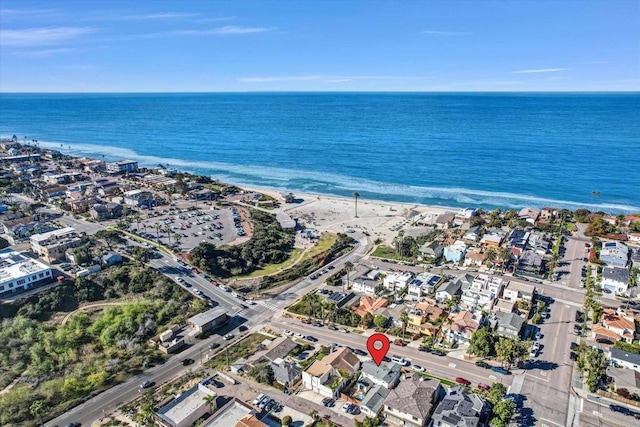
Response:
435,280,462,303
123,189,155,208
360,361,402,389
463,250,486,267
407,301,447,337
360,384,390,417
518,207,540,224
419,241,444,262
480,231,506,248
106,159,138,174
608,367,640,394
516,250,544,278
463,226,482,242
0,250,53,298
407,273,442,301
383,377,443,427
600,241,629,268
302,347,360,398
30,227,84,263
270,357,301,388
601,266,630,295
383,271,414,293
42,185,68,202
262,337,299,363
492,312,525,339
435,212,455,229
611,348,640,373
461,274,506,311
444,240,467,263
539,207,557,223
2,216,55,244
352,277,380,296
353,296,388,318
68,195,98,213
154,379,219,427
446,310,480,344
628,233,640,244
90,203,123,220
94,179,121,197
632,248,640,269
528,231,550,255
507,229,530,249
502,281,536,303
454,208,477,226
592,309,637,344
276,212,296,230
430,386,491,427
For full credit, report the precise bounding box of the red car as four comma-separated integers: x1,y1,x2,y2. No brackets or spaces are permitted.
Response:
211,281,218,286
455,377,471,386
394,341,406,347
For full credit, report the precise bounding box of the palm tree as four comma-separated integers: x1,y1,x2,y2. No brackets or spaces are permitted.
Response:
164,224,173,244
353,192,360,218
202,394,217,414
343,261,354,292
400,310,410,342
155,223,161,240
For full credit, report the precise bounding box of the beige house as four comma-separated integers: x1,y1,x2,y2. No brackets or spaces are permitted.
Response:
30,227,84,263
302,347,360,398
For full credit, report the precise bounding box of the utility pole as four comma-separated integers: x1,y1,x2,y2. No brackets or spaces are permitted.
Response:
226,346,230,369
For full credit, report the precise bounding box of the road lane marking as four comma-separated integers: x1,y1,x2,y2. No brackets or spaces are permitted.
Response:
550,304,566,361
448,362,456,368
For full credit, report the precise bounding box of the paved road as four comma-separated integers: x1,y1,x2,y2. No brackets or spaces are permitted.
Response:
270,317,515,389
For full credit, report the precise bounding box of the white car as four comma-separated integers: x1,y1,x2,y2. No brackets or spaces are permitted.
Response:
283,329,293,336
294,333,305,339
532,342,540,351
411,364,425,372
253,393,264,405
534,332,542,340
224,334,234,340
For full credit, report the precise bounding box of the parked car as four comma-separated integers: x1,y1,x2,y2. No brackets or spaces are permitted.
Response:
322,397,333,406
238,325,248,331
306,336,318,342
258,396,271,409
419,346,432,353
456,377,471,386
609,404,630,415
342,403,352,412
181,358,194,366
432,350,446,357
394,340,406,347
140,380,155,389
475,361,490,369
412,364,426,372
283,329,293,336
224,334,234,340
477,383,491,392
352,348,367,356
209,342,220,350
253,393,265,405
491,366,511,375
294,333,305,339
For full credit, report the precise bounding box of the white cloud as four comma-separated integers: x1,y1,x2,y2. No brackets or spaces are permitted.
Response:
13,47,75,57
207,26,276,35
422,30,470,36
510,68,567,74
120,12,199,20
0,27,94,46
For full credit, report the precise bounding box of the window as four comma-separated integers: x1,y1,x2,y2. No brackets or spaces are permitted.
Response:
39,273,44,278
17,279,25,285
32,275,37,280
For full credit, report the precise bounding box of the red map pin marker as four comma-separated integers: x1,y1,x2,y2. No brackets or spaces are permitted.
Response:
367,333,390,366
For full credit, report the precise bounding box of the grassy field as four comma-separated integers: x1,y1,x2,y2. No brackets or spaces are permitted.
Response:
237,233,338,279
371,245,413,262
416,371,456,387
206,332,271,369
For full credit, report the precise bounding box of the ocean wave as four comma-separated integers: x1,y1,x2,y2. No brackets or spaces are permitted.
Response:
30,138,640,213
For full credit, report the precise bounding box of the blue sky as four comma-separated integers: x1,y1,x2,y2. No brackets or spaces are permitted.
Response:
1,0,638,92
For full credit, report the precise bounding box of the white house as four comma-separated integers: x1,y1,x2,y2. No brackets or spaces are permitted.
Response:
600,241,629,268
360,361,402,389
461,274,506,310
611,348,640,373
0,250,53,298
435,280,462,303
383,271,414,293
407,273,442,300
518,207,540,224
352,277,379,296
302,348,360,398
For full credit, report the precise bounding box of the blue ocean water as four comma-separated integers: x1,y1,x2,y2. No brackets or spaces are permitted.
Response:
1,92,639,213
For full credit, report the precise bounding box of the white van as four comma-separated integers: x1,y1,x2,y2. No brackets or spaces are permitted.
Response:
391,355,408,366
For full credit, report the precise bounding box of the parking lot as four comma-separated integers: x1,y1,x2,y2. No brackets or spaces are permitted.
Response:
128,206,251,252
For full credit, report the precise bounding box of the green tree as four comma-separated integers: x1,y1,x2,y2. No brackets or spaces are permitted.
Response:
485,383,507,405
95,229,126,251
343,261,354,292
490,398,515,427
468,327,495,358
356,416,382,427
374,314,388,328
281,415,293,427
495,337,528,369
30,400,45,426
400,310,410,341
203,394,217,414
248,363,274,384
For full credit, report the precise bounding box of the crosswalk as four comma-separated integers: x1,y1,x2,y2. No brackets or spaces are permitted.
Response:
235,299,281,317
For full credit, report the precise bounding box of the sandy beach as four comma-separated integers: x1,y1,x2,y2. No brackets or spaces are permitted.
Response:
240,185,455,244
